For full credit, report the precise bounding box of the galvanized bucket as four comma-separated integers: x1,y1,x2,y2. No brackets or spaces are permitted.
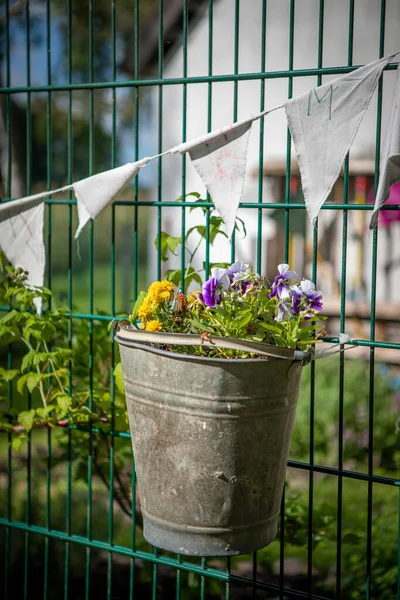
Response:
115,324,309,557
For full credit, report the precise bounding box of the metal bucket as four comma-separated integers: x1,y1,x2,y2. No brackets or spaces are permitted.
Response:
116,335,305,556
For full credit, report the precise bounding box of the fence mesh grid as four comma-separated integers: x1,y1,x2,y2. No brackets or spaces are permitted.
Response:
0,0,399,598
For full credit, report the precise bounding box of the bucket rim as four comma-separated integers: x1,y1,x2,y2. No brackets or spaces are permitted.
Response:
114,333,311,365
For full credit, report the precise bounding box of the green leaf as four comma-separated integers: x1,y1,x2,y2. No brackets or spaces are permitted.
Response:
26,373,44,393
203,262,230,271
165,269,182,287
131,291,147,321
57,395,73,413
18,408,36,431
0,418,12,431
21,350,37,372
233,311,253,329
0,309,20,324
234,216,247,238
342,532,362,545
186,224,206,239
40,322,57,341
175,191,201,202
0,368,19,382
11,436,23,452
257,321,282,333
33,352,49,367
74,458,89,484
48,348,73,368
17,373,30,395
187,217,227,244
23,315,39,338
184,267,202,287
0,326,15,345
209,216,228,244
154,232,182,262
36,406,54,420
70,407,92,423
177,193,208,214
114,362,125,394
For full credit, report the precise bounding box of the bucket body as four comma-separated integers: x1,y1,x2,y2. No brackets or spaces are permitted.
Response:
118,341,303,556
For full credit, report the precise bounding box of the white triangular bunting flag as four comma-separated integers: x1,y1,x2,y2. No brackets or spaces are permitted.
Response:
73,159,150,238
171,117,254,238
0,195,45,313
285,55,394,225
370,64,400,229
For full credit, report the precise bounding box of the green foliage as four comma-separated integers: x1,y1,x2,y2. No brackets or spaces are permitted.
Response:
0,257,128,455
113,361,125,394
255,476,399,599
0,254,134,524
155,231,182,262
253,356,400,599
0,461,141,597
295,358,399,598
165,266,202,288
155,193,246,290
292,356,399,472
283,488,335,549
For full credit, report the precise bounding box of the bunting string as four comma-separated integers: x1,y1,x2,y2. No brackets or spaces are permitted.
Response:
0,54,399,308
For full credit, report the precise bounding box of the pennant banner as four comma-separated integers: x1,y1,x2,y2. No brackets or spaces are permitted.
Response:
0,52,398,301
73,158,150,238
171,116,256,238
285,55,394,225
0,195,45,313
370,64,400,229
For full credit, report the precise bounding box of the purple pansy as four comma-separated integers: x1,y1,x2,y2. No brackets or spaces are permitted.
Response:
291,287,302,316
269,264,299,300
198,267,229,307
198,277,221,307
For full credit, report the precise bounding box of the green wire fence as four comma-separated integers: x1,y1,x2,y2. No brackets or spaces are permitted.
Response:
1,0,400,598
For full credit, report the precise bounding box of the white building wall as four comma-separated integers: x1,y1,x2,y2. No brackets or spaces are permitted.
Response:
150,0,400,301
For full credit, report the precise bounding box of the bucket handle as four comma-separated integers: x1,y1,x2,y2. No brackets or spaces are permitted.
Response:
111,319,312,363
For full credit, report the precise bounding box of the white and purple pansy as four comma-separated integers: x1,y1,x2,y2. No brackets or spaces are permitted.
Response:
226,261,250,281
227,261,257,294
269,263,299,301
290,279,323,319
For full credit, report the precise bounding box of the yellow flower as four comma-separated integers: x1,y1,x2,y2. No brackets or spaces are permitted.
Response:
145,320,163,332
146,280,174,306
137,280,174,328
138,297,153,325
